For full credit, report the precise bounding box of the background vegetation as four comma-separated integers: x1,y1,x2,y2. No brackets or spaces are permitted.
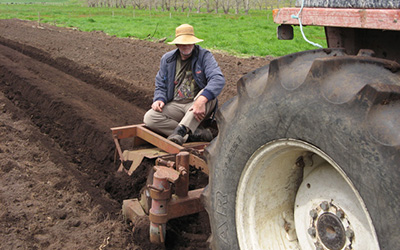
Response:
0,0,327,57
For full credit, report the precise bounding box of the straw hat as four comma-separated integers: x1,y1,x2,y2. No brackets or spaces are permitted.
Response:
168,24,204,45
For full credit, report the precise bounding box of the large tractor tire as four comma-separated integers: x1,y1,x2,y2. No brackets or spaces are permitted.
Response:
204,49,400,250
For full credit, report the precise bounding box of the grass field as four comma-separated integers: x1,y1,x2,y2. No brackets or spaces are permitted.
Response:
0,1,327,57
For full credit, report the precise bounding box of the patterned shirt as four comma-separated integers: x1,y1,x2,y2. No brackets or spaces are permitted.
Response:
173,55,200,102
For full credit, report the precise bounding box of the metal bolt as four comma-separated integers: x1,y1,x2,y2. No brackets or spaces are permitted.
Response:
336,209,345,219
295,156,305,168
309,209,318,219
346,228,354,238
308,227,316,237
320,201,330,211
178,166,187,176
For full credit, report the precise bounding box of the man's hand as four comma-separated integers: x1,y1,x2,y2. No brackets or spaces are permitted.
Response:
190,95,208,122
151,100,165,112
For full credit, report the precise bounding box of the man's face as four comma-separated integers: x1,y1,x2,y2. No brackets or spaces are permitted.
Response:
177,44,195,58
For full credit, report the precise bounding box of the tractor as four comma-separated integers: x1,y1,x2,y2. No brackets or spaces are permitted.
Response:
112,0,400,249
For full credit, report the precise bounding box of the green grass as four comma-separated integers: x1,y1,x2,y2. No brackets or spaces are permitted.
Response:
0,0,69,3
0,1,327,57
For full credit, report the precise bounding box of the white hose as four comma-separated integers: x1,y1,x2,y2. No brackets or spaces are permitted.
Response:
291,0,323,48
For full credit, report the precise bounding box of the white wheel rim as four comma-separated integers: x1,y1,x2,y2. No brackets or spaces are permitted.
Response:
235,139,379,250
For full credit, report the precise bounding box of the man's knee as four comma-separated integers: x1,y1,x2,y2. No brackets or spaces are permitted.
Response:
143,109,156,128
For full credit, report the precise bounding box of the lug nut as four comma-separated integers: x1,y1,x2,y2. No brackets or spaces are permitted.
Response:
346,228,354,238
336,209,345,219
308,227,316,237
320,201,330,211
309,209,318,219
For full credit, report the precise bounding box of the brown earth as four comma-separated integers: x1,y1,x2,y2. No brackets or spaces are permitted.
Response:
0,19,271,249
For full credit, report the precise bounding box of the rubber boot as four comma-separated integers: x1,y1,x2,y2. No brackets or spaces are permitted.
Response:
167,125,188,145
188,127,214,142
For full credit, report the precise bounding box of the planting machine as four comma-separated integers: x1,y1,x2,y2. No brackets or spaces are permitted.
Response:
112,124,210,244
113,0,400,249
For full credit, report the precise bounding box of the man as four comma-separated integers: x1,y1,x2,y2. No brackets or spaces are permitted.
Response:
143,24,225,145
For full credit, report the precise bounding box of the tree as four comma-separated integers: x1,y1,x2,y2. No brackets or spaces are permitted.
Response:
222,0,231,14
244,0,249,14
205,0,213,12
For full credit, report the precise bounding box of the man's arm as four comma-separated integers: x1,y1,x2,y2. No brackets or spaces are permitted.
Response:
190,95,208,121
198,50,225,101
153,55,169,104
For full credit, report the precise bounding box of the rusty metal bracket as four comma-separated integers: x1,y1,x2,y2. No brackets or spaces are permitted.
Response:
122,198,146,222
111,124,210,175
167,189,204,221
156,158,176,168
189,153,208,175
111,124,184,154
153,165,180,183
148,189,204,224
148,184,172,200
175,152,190,197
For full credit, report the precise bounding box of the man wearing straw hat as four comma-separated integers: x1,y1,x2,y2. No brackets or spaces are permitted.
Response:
143,24,225,145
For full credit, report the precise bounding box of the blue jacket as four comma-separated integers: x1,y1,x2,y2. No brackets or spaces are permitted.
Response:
153,45,225,104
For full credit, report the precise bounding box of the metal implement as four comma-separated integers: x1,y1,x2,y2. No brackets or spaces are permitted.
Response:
111,124,209,244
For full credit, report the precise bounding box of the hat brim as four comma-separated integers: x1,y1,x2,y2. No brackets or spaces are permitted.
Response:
168,35,203,45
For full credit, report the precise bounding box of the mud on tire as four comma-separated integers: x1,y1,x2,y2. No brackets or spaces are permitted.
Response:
204,49,400,250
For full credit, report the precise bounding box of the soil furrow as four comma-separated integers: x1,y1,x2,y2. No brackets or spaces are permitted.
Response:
0,36,154,110
0,42,144,202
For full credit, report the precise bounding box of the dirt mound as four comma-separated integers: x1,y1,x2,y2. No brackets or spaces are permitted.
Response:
0,19,271,249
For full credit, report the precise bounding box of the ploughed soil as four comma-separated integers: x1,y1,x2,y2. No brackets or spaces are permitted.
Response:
0,19,270,249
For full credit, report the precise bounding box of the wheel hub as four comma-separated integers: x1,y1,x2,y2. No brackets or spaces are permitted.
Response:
316,212,346,250
308,201,353,250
